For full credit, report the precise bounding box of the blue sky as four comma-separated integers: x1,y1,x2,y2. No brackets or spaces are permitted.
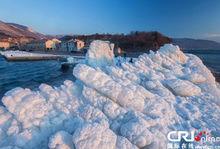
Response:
0,0,220,38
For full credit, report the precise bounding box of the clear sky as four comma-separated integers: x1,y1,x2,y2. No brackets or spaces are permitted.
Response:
0,0,220,38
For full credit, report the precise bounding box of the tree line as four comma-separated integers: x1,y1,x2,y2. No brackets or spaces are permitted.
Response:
61,31,172,52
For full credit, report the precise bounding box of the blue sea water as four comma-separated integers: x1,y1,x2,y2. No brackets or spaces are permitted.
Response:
0,56,75,99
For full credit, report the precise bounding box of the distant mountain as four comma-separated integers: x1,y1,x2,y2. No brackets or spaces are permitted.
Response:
0,20,46,40
204,36,220,43
172,38,220,50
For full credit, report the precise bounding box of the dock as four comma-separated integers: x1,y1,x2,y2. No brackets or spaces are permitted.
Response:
0,50,85,61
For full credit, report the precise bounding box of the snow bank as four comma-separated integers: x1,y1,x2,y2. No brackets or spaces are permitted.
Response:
0,41,220,149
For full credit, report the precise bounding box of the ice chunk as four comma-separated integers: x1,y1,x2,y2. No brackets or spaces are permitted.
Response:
119,112,153,148
73,64,152,112
158,44,187,63
86,40,115,68
186,73,206,84
116,136,138,149
72,123,117,149
48,131,74,149
164,79,201,96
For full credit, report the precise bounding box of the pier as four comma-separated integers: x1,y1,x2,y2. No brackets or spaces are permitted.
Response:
0,50,85,62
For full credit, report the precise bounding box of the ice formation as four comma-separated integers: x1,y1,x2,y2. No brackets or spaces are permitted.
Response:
0,40,220,149
86,40,115,68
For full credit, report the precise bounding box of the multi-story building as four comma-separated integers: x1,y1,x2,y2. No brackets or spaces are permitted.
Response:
25,40,46,51
60,39,85,52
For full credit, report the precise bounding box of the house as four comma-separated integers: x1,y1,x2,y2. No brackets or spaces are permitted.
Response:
74,39,85,50
45,38,61,50
0,41,11,50
24,38,61,51
0,40,17,50
60,39,85,52
25,40,46,51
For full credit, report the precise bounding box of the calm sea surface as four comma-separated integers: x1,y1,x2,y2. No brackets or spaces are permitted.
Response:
0,50,220,99
0,56,75,99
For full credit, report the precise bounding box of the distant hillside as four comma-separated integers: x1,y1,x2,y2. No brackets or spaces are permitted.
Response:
0,20,46,41
0,21,172,51
205,36,220,43
172,38,220,50
62,31,172,52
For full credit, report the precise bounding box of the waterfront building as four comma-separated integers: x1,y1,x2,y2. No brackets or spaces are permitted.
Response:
25,38,61,51
25,40,46,51
0,41,11,50
60,39,85,52
0,40,17,50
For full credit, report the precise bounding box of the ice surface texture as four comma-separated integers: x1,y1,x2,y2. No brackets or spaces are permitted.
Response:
0,40,220,149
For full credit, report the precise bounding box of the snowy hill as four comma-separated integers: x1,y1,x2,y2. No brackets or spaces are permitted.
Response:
0,20,45,40
0,41,220,149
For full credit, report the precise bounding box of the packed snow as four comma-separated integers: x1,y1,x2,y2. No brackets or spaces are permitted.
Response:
0,40,220,149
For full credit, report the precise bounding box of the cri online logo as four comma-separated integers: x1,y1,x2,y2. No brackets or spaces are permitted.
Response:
167,130,220,143
194,131,208,142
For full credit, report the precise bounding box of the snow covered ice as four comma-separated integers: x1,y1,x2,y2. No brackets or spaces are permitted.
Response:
0,40,220,149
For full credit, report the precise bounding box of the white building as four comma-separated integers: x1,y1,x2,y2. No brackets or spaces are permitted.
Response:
61,39,85,52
